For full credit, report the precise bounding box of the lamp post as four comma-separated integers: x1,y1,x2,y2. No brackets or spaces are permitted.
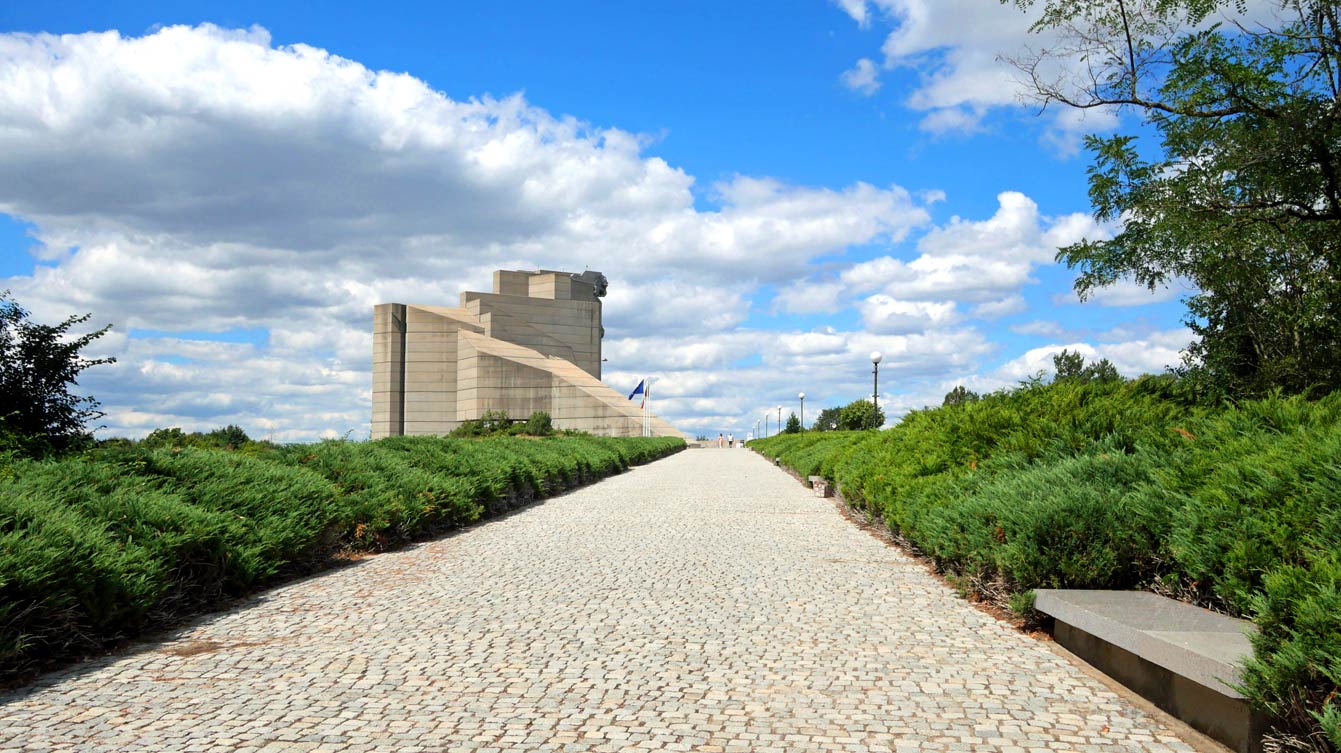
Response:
798,392,805,430
764,413,770,438
870,351,882,422
776,405,782,433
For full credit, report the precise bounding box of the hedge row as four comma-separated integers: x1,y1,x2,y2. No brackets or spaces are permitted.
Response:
750,378,1340,751
0,433,683,683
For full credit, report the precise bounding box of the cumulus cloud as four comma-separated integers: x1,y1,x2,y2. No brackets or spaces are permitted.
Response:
785,191,1098,317
1084,278,1190,307
969,295,1026,319
859,296,958,333
0,24,946,439
823,0,1038,135
1050,275,1192,307
607,324,997,434
772,279,846,315
0,23,1196,440
982,328,1194,387
832,0,1269,147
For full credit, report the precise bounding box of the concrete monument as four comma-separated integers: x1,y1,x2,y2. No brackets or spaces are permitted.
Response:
372,269,681,439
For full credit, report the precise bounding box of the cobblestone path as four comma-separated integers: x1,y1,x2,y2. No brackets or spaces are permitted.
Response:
0,449,1203,753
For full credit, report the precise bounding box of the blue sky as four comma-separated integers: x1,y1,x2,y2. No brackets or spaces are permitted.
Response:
0,1,1196,439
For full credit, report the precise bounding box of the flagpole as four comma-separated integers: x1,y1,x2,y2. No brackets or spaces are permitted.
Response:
643,375,650,437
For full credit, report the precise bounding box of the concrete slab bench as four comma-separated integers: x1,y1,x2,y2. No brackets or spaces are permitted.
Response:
807,475,832,497
1035,589,1265,753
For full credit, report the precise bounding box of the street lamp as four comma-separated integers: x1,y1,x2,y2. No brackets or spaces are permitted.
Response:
798,392,805,430
776,405,782,433
764,413,770,437
870,351,882,422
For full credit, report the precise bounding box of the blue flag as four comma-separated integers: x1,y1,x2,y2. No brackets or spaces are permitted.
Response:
627,379,645,400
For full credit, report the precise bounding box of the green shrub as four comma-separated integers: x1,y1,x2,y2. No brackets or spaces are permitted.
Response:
1242,558,1341,750
450,409,513,437
522,411,554,436
753,378,1340,746
0,489,163,665
0,432,683,683
929,449,1164,590
838,399,884,431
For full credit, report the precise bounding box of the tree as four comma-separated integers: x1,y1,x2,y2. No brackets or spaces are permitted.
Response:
942,385,981,407
783,412,802,433
141,427,193,449
206,424,251,448
0,291,115,454
1051,349,1122,383
812,406,843,431
1006,0,1341,397
839,399,885,431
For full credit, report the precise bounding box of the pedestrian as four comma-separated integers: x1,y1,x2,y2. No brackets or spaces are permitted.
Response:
728,433,734,448
717,433,724,448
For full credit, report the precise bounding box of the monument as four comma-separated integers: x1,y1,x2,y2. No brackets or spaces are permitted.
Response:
372,269,682,439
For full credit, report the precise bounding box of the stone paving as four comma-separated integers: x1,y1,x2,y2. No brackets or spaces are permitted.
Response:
0,449,1203,753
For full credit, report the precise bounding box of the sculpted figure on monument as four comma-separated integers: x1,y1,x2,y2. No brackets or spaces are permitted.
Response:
572,270,608,298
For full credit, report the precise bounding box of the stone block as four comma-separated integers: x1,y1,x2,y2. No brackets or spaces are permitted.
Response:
1035,589,1264,753
808,476,832,497
493,270,532,297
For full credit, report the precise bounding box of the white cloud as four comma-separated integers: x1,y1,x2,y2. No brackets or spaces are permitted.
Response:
1009,319,1065,337
604,279,752,337
768,190,1105,345
1086,278,1189,307
0,23,1198,440
606,324,997,434
836,191,1063,304
969,295,1026,319
0,24,943,439
842,0,1281,148
917,106,987,135
841,58,881,96
833,0,1263,147
1042,105,1122,157
858,296,958,333
1052,276,1191,307
859,0,1040,136
981,327,1194,387
833,0,871,27
1042,211,1111,249
772,280,846,315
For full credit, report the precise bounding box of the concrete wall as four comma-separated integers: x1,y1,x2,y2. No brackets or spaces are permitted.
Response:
372,269,677,440
461,293,601,378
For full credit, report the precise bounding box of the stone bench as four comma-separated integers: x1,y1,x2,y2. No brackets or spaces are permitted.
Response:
808,476,832,497
1034,589,1265,753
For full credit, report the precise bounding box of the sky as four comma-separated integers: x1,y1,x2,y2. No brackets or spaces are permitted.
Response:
0,0,1207,441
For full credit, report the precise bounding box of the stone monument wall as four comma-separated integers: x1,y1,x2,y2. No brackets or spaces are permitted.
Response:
372,269,682,439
